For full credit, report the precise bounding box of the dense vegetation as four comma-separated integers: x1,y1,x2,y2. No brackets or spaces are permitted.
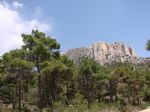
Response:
0,30,150,112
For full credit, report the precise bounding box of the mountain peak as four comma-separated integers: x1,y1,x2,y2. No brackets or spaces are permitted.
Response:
64,41,138,65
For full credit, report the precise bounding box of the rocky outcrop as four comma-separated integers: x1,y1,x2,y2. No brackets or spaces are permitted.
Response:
64,42,139,65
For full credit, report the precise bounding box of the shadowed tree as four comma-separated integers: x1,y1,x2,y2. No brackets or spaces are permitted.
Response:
78,57,100,109
61,55,78,105
0,49,34,110
93,66,110,103
21,30,60,111
41,59,67,108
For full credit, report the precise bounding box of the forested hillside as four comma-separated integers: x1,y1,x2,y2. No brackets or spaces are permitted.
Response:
1,30,150,112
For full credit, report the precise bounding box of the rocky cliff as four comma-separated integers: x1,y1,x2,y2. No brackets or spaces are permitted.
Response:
64,42,140,65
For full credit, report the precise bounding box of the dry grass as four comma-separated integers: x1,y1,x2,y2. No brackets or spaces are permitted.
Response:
0,104,12,112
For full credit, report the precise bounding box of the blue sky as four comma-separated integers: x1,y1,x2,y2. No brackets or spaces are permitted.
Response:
2,0,150,57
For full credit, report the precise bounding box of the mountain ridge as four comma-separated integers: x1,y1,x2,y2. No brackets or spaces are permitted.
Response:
64,41,149,65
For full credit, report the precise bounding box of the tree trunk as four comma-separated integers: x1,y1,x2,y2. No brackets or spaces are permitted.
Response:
85,74,91,109
66,82,69,100
110,94,113,102
12,87,17,110
52,73,58,100
36,55,43,112
98,94,101,103
18,80,22,110
38,75,42,112
114,83,118,103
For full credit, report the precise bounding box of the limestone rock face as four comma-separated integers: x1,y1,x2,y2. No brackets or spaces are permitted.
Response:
64,42,138,65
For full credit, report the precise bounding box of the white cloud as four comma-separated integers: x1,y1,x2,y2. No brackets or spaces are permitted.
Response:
12,1,23,8
0,1,50,56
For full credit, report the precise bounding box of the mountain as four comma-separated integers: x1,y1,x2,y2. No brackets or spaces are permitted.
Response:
64,42,148,65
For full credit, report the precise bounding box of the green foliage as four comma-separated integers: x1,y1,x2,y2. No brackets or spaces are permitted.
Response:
1,30,150,112
146,40,150,50
22,30,60,63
